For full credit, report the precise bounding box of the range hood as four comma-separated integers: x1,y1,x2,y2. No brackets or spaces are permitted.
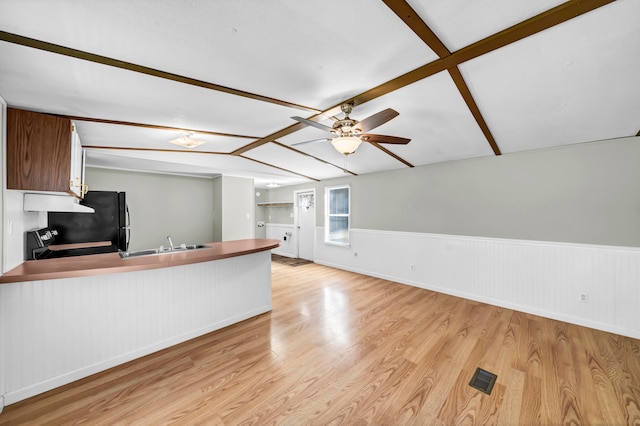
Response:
23,193,95,213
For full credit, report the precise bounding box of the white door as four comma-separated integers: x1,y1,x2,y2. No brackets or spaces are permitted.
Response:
295,190,315,261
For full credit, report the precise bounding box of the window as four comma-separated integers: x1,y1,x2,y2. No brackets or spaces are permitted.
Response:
325,185,350,246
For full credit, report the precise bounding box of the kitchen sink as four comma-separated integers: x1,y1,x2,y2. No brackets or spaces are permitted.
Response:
119,244,209,259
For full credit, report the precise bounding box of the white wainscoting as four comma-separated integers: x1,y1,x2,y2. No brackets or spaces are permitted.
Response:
266,223,295,257
0,251,272,405
314,228,640,340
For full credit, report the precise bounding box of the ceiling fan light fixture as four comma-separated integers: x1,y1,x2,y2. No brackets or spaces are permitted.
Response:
170,133,206,148
331,136,362,155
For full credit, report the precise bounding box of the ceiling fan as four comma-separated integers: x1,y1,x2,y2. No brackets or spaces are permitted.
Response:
291,103,410,155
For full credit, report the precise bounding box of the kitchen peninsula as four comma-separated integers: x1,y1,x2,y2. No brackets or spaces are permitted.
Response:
0,239,279,407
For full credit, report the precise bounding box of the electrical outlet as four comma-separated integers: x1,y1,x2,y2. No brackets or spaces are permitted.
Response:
579,292,589,303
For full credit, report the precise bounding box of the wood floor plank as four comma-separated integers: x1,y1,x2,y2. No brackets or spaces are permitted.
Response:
1,261,639,425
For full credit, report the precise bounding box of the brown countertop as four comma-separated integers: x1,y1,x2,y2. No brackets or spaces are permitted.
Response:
0,239,281,284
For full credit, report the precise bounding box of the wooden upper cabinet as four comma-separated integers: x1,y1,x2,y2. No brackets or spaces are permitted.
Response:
7,108,84,197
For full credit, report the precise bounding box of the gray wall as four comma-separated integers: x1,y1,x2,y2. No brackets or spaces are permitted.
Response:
219,176,255,241
257,188,294,226
263,137,640,247
85,168,215,250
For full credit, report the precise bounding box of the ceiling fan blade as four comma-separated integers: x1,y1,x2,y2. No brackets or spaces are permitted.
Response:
291,116,334,133
353,108,399,133
291,137,332,147
361,134,411,144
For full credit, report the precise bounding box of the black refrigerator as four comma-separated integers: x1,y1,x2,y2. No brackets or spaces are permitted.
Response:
48,191,130,251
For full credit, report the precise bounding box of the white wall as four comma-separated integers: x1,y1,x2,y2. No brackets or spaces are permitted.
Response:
2,191,45,272
266,223,295,257
315,228,640,339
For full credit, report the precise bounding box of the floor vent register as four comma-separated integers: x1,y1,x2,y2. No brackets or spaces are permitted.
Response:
469,367,497,395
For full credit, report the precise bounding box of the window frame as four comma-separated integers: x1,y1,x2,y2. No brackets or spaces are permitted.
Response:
324,184,351,247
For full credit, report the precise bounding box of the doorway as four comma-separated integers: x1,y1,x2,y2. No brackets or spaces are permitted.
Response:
294,189,315,261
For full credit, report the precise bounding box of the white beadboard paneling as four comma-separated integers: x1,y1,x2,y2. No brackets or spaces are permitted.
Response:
0,251,272,405
266,223,295,257
315,228,640,339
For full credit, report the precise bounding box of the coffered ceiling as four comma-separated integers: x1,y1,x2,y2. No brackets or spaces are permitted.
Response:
1,0,638,188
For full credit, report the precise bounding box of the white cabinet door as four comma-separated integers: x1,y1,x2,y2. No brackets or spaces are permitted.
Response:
69,124,85,198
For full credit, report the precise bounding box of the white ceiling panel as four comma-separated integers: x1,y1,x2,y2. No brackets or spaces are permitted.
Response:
459,0,640,153
407,0,568,51
0,0,437,109
243,142,345,181
1,2,634,188
0,41,307,136
74,122,252,154
86,149,310,188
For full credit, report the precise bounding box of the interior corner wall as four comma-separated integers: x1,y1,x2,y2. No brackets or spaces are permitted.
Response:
255,191,266,239
85,168,215,250
212,177,222,242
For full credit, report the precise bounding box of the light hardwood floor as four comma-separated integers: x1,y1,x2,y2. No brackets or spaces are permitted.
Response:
1,261,639,425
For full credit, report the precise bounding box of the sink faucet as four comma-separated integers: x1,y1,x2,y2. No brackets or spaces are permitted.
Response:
167,236,175,250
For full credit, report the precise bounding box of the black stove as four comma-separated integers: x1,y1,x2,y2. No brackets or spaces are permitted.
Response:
25,227,117,260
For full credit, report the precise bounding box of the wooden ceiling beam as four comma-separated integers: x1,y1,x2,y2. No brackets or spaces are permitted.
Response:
381,0,451,57
83,145,319,181
232,121,310,155
272,142,357,176
453,0,616,65
0,31,321,114
350,0,616,107
384,0,501,156
370,142,414,168
447,67,501,156
238,155,320,182
83,145,228,155
57,114,259,139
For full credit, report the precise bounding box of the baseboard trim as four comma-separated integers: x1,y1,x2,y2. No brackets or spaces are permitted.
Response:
315,259,640,340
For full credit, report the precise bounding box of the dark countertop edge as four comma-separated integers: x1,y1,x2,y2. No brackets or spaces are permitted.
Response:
0,239,281,284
